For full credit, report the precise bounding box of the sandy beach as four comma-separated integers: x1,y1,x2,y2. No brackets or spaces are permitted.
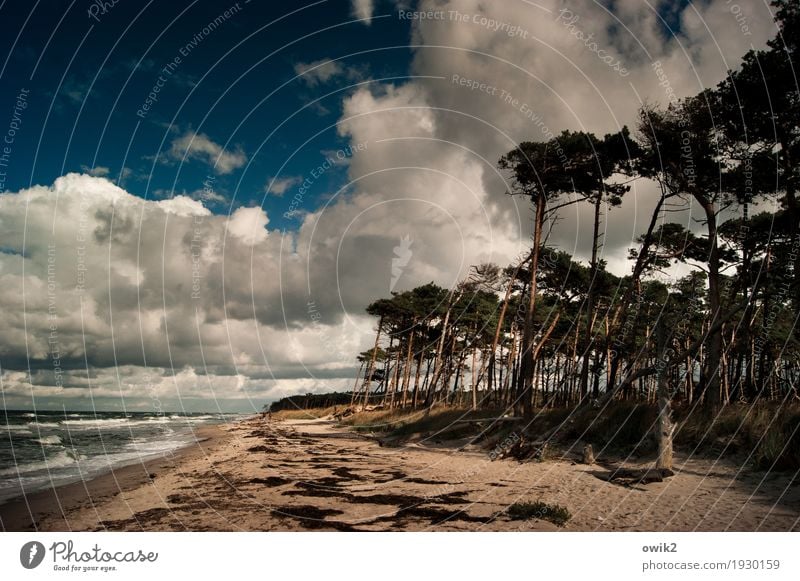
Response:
1,416,798,532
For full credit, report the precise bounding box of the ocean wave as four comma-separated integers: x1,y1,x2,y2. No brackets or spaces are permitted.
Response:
0,450,79,477
1,424,34,434
170,415,215,423
0,433,196,504
34,435,63,446
26,422,60,429
60,418,128,428
126,437,192,455
61,417,169,429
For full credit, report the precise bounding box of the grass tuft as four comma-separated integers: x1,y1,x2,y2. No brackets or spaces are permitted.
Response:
506,501,571,526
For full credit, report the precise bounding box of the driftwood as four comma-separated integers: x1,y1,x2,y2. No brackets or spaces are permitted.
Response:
597,467,675,485
499,436,549,461
333,407,358,420
453,417,522,424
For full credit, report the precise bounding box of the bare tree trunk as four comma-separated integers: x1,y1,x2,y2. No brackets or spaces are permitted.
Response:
388,342,401,408
569,315,581,405
412,346,424,408
350,362,364,407
580,195,603,399
607,188,671,390
701,200,723,409
655,324,674,470
400,329,415,408
487,254,530,404
471,342,478,410
517,197,546,416
362,316,383,408
427,289,461,407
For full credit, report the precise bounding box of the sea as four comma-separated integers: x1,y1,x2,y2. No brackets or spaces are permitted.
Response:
0,410,248,504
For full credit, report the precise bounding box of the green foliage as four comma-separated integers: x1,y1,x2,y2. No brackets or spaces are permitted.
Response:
507,501,571,526
268,392,352,413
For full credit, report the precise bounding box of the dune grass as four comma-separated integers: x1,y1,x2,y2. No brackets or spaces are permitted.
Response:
270,406,339,421
339,406,505,440
275,398,800,471
674,402,800,471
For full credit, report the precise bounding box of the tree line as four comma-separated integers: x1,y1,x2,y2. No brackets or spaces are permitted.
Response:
348,1,800,467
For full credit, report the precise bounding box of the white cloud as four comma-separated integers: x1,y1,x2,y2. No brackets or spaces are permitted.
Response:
0,173,372,410
266,175,302,196
167,131,247,174
192,187,227,204
79,165,110,177
155,195,210,217
293,59,364,86
395,0,776,270
351,0,373,22
228,206,269,245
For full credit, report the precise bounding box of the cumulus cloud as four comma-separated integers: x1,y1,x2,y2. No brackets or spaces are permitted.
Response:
399,0,777,269
228,206,269,246
167,131,247,174
0,174,367,411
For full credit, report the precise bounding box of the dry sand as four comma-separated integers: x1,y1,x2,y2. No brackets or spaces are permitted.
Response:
1,417,798,531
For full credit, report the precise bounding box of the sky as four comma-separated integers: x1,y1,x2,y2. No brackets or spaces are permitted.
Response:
0,0,779,412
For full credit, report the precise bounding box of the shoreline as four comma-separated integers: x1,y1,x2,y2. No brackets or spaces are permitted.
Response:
2,416,798,532
0,425,228,532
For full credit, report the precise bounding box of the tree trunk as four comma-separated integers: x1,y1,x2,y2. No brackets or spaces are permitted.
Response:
487,254,530,405
607,188,671,391
517,197,546,416
427,289,460,407
350,362,364,407
701,200,723,408
580,195,603,399
362,316,383,407
411,348,425,408
471,342,478,410
400,328,416,408
388,341,401,408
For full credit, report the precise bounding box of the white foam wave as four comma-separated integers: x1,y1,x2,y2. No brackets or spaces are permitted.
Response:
1,425,34,434
34,435,63,446
0,451,78,477
61,417,169,429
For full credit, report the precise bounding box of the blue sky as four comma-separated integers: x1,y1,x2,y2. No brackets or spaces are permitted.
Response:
0,0,412,230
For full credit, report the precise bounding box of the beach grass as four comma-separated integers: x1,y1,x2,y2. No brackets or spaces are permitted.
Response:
506,501,572,526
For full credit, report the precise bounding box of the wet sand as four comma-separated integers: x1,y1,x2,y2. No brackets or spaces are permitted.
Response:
1,417,798,531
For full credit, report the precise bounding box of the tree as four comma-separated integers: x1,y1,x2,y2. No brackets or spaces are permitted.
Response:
637,98,737,407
